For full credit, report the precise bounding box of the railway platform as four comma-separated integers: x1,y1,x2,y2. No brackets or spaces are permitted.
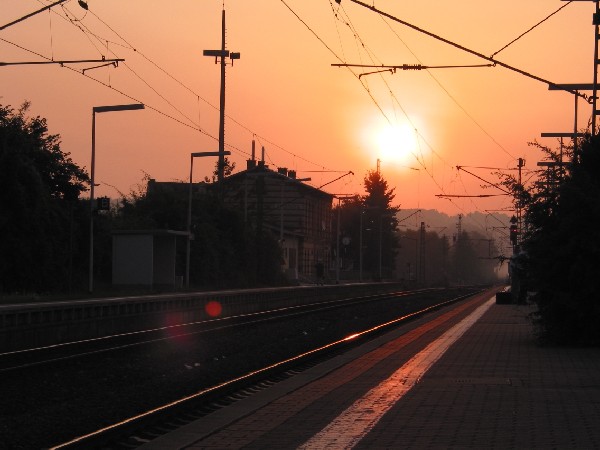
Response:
140,290,600,449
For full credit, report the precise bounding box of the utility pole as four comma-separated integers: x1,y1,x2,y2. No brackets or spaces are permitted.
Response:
419,221,426,285
549,1,600,136
517,157,525,245
203,9,240,183
593,0,600,135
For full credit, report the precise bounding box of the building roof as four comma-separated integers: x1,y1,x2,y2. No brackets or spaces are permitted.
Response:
221,163,334,200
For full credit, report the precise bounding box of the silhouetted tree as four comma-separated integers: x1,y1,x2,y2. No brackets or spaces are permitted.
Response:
534,137,599,344
500,135,600,345
0,102,89,293
116,176,284,289
334,170,400,280
204,157,236,183
362,170,400,279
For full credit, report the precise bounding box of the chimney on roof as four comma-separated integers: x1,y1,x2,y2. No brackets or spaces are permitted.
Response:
247,139,257,169
277,167,288,176
288,170,296,179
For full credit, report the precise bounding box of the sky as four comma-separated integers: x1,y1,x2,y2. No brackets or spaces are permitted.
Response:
0,1,594,226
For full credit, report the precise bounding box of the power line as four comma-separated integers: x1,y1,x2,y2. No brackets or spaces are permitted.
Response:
339,0,576,221
436,194,510,198
0,0,67,31
331,1,507,220
0,58,123,66
491,1,574,58
377,14,517,162
459,165,520,171
41,2,347,174
328,3,454,194
456,166,511,195
332,62,494,73
287,0,482,212
1,36,248,155
281,0,393,125
348,0,587,100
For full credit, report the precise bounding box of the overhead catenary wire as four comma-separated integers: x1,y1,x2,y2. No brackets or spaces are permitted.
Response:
67,0,472,205
0,58,123,66
330,1,496,216
459,165,522,171
59,5,230,133
435,194,510,198
0,36,246,155
377,14,517,162
24,1,340,175
36,2,347,176
0,0,67,31
490,1,574,58
332,62,494,70
280,0,394,127
85,4,341,173
348,0,587,100
339,0,560,224
4,3,511,235
332,62,494,80
327,2,455,196
456,166,511,195
10,2,531,221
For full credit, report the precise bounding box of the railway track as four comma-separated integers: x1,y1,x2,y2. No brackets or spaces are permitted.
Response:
0,286,483,449
0,288,438,372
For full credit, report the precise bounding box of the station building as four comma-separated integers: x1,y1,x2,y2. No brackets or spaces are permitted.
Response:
219,158,334,282
142,158,334,283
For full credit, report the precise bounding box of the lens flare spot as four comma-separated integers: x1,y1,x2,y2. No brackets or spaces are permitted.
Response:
205,300,223,317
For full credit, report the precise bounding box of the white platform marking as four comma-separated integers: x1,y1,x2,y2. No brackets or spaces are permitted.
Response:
298,297,495,449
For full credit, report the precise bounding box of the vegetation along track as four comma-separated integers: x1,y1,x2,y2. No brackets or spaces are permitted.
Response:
0,286,482,449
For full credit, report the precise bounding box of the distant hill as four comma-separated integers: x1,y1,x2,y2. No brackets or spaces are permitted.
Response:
396,208,512,238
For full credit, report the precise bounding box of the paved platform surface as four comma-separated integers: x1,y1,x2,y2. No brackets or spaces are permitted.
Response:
141,290,600,449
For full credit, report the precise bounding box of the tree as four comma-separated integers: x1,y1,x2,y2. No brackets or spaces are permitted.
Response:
501,136,600,345
0,102,89,293
334,169,400,280
116,175,284,289
362,170,400,279
204,157,236,183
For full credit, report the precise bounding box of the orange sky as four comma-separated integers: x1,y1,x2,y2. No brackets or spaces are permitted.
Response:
1,1,594,222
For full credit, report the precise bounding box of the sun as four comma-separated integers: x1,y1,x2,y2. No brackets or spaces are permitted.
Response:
376,123,418,166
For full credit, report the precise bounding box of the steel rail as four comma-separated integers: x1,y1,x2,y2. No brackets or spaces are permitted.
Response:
0,289,436,372
50,287,485,450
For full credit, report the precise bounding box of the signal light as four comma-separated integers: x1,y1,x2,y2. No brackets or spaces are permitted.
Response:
510,224,518,245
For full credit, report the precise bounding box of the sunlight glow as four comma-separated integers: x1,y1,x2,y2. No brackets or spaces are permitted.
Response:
376,123,418,166
343,333,360,341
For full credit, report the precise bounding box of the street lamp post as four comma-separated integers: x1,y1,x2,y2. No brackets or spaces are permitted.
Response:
336,198,341,284
185,151,230,289
379,214,383,280
89,103,144,294
359,210,364,282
